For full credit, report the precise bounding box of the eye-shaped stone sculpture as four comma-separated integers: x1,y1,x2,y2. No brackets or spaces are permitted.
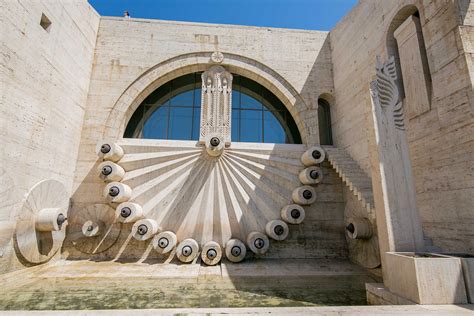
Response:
103,182,132,203
201,241,222,266
152,231,177,254
115,202,143,223
176,238,199,263
246,232,269,255
299,166,324,185
265,219,289,241
292,186,317,205
131,219,160,241
96,141,124,162
225,239,246,263
97,161,125,182
301,146,325,166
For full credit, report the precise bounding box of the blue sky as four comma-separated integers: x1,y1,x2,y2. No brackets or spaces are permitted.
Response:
88,0,357,31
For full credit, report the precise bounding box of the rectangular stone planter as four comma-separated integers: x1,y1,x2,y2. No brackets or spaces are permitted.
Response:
437,253,474,304
385,252,468,304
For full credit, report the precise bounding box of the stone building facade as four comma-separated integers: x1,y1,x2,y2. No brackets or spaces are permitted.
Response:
0,0,473,307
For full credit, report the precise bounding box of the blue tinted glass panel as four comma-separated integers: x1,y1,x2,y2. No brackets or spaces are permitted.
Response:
194,88,202,107
168,107,192,140
240,94,262,110
231,109,240,142
240,110,262,142
232,90,240,108
170,90,193,106
264,111,286,143
191,107,201,140
142,106,168,139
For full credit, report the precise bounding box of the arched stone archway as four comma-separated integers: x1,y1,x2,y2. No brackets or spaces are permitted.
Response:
101,52,313,144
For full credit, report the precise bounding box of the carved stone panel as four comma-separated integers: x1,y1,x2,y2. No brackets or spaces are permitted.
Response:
200,65,233,144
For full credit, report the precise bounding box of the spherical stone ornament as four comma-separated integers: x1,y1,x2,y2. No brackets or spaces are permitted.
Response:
131,218,160,241
115,202,144,223
299,166,323,185
176,238,199,263
152,231,177,254
103,182,132,204
246,232,269,255
281,204,305,224
265,220,289,241
97,161,125,182
201,241,222,266
292,186,317,205
14,179,69,265
301,146,326,166
96,141,124,162
225,239,247,263
211,51,224,63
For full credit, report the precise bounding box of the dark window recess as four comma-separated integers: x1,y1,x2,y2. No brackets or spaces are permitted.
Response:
124,73,302,144
318,98,333,145
40,13,52,32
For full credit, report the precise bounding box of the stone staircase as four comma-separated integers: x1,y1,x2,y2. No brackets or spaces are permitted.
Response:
322,146,374,213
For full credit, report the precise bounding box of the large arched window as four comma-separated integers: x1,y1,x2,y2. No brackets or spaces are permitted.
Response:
124,73,301,144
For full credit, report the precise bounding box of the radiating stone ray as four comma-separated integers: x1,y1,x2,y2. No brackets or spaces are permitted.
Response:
225,153,299,188
223,155,294,203
221,156,286,221
123,154,201,188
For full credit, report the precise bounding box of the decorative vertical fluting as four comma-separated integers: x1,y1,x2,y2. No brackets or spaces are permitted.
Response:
200,65,233,144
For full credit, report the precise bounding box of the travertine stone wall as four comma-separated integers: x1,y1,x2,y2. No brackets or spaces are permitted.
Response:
330,0,474,253
0,0,100,272
70,19,342,260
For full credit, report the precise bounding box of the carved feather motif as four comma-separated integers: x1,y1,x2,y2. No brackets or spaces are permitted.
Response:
373,56,405,130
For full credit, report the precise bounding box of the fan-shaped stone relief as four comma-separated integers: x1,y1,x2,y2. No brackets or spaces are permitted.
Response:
93,139,326,265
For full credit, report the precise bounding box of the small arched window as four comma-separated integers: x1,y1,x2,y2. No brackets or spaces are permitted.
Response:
124,73,301,144
318,98,333,145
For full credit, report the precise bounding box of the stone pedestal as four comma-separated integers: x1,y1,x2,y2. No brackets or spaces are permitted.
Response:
384,252,468,304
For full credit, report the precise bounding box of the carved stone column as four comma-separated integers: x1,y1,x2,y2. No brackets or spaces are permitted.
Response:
369,56,424,268
200,65,233,145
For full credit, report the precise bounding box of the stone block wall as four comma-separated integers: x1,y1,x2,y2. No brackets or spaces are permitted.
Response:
330,0,474,253
0,0,100,272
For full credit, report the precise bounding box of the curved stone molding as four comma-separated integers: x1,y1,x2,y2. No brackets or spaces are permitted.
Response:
152,231,177,254
247,232,269,255
176,238,199,263
225,239,246,263
201,241,222,266
14,179,69,265
281,204,305,224
101,52,311,144
68,204,121,254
